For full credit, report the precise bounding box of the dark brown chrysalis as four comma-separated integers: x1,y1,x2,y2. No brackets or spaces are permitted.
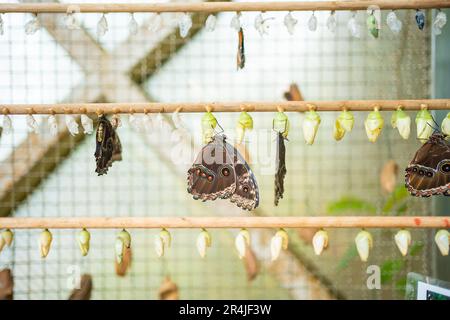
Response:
0,269,13,300
274,132,286,206
95,115,122,175
237,27,245,70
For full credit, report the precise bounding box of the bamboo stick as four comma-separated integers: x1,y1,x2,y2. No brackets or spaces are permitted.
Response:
1,100,449,115
0,1,449,13
0,216,448,229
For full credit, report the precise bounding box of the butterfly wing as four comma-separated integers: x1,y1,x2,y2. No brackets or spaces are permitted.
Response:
224,140,259,211
187,135,236,201
95,116,122,176
405,133,450,196
274,132,287,205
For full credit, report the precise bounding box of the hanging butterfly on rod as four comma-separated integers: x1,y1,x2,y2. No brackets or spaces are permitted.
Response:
273,112,289,206
95,115,122,175
187,115,259,211
237,27,245,70
405,125,450,196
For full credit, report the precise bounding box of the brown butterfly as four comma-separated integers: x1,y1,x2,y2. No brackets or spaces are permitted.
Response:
274,132,287,205
95,115,122,175
237,27,245,70
187,134,259,210
405,132,450,197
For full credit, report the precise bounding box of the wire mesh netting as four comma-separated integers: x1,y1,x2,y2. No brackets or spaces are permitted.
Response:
0,0,444,300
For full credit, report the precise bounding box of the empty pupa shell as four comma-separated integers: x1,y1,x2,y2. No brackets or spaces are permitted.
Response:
312,230,329,255
434,230,449,256
355,230,373,262
394,230,411,256
197,229,212,258
235,229,250,259
1,229,14,247
364,109,384,142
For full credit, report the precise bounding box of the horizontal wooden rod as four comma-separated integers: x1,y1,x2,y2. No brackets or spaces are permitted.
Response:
0,1,449,13
1,100,450,115
0,216,448,229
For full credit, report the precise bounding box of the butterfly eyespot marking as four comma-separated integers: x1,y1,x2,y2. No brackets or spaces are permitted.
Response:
418,169,425,176
412,167,418,173
207,175,214,182
201,172,207,178
221,167,230,177
195,168,201,176
243,186,249,193
426,171,433,177
437,160,450,174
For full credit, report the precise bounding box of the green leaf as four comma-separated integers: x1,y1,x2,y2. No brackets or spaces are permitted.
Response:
326,197,377,215
381,259,405,284
336,245,358,271
382,186,409,214
395,277,407,294
409,241,424,256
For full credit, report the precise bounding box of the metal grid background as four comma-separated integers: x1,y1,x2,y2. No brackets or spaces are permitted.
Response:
0,1,443,299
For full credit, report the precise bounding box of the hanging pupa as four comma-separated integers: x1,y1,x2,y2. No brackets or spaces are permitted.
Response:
115,229,131,264
347,12,361,38
0,14,4,36
205,14,217,32
284,12,298,35
333,109,354,141
78,229,91,256
2,114,12,134
364,107,384,142
1,229,13,247
441,112,450,136
302,108,321,145
154,228,172,258
326,11,337,33
355,230,373,262
415,107,434,142
235,229,250,259
81,114,93,134
367,12,379,38
230,12,241,31
386,11,402,34
415,10,425,30
308,12,318,32
312,230,329,256
236,111,253,144
129,113,143,132
201,111,218,144
433,10,447,35
273,111,289,206
237,27,245,70
271,229,288,261
434,230,449,256
254,13,273,36
25,14,40,35
391,108,411,140
47,114,58,136
128,13,138,36
148,13,163,32
394,230,411,256
40,229,53,258
95,115,122,175
97,14,108,37
65,12,80,30
26,114,39,133
179,13,192,38
65,114,79,136
197,228,212,258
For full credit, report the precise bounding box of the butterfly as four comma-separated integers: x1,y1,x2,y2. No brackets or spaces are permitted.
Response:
237,27,245,70
405,132,450,197
274,132,287,205
187,134,259,210
95,115,122,176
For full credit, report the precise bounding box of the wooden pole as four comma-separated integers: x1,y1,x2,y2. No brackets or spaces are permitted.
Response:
0,216,448,229
0,1,449,13
1,100,449,115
